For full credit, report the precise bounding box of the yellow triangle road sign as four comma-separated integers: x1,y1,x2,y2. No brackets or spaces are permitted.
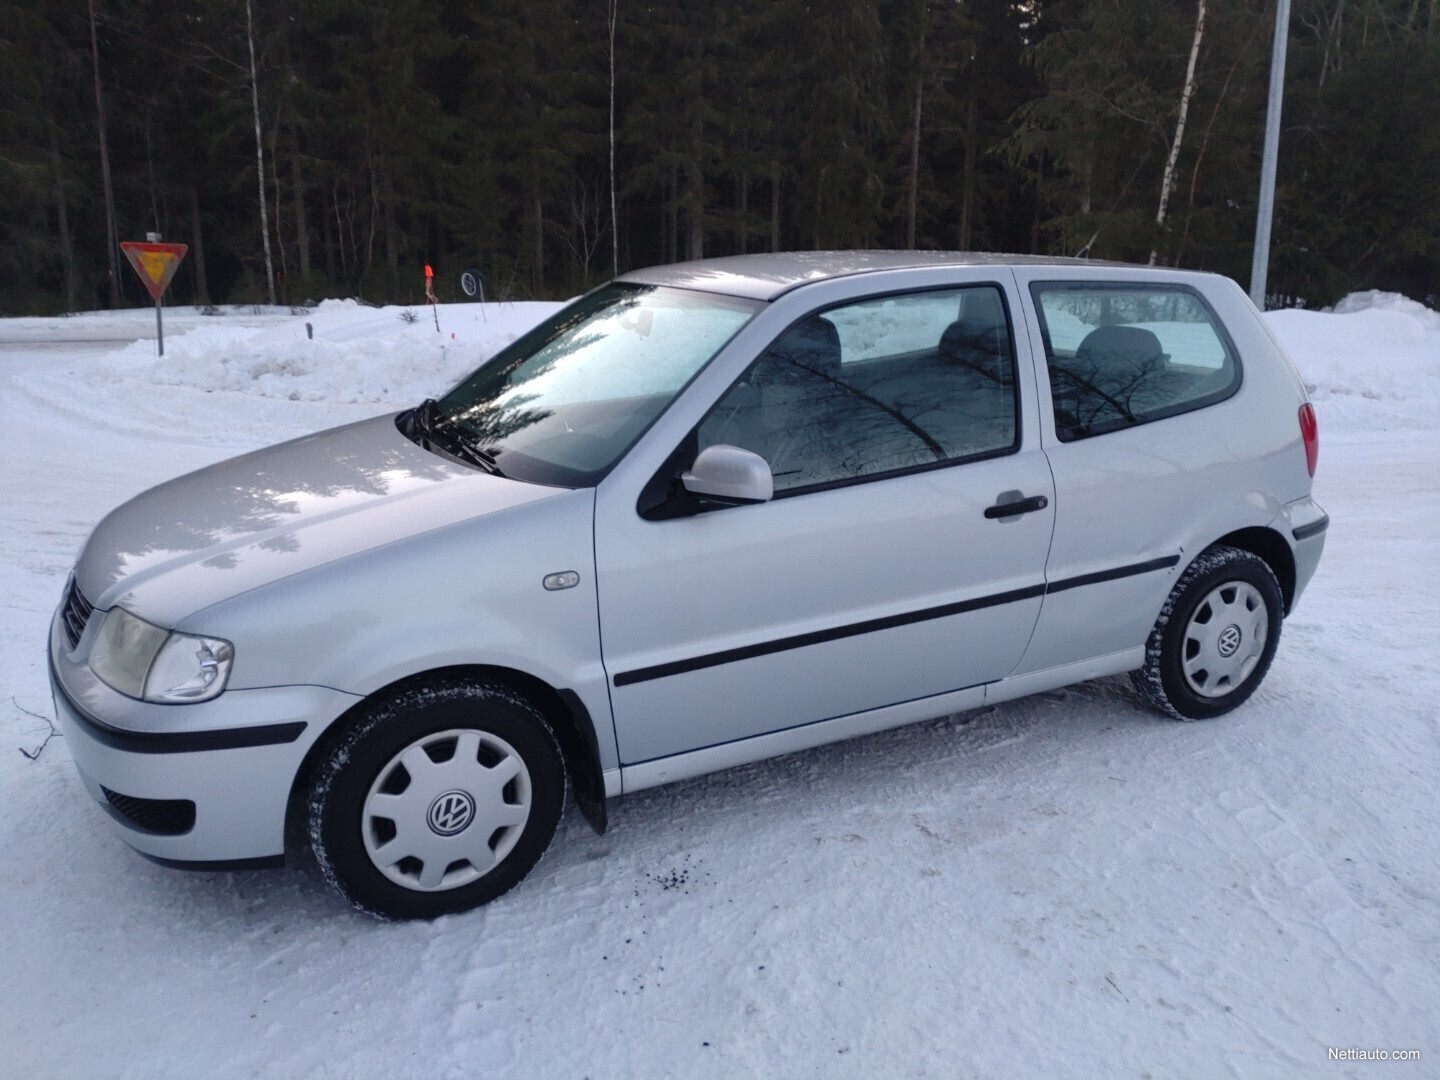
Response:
120,241,188,302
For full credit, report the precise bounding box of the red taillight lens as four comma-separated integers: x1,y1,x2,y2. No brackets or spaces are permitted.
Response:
1299,403,1318,477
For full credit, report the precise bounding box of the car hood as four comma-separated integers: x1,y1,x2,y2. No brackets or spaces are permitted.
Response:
75,413,565,625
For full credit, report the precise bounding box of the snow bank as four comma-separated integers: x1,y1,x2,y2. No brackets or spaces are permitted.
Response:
99,300,559,406
1330,290,1440,323
0,305,295,343
11,290,1436,447
1265,292,1440,432
4,300,562,448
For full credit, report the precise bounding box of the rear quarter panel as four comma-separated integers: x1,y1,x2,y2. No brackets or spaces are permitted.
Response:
1009,267,1313,675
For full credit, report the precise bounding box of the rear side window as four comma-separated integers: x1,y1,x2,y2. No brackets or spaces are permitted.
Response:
1031,283,1240,442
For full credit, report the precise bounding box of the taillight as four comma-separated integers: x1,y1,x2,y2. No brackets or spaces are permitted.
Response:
1298,403,1318,477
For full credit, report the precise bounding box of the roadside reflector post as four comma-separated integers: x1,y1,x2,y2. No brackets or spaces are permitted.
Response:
425,263,439,332
119,240,188,357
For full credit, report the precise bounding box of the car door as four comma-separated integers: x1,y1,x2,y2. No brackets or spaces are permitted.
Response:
592,280,1056,770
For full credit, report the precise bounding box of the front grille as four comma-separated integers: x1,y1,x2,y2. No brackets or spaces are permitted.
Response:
101,787,197,836
60,578,94,651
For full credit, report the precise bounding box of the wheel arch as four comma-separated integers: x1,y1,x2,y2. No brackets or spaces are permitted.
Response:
285,664,609,852
1208,526,1296,614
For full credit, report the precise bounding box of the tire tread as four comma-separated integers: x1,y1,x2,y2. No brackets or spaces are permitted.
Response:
1131,545,1282,721
307,677,568,919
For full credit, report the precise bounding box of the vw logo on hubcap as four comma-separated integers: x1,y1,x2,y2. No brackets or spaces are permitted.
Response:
427,790,476,836
1217,625,1243,658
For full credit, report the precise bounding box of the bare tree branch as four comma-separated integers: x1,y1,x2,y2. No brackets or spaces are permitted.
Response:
14,698,61,762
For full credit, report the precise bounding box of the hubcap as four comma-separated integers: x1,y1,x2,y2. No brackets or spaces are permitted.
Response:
362,729,532,892
1181,581,1268,698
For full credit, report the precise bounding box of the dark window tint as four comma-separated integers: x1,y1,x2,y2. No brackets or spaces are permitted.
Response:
1031,284,1239,442
698,286,1018,493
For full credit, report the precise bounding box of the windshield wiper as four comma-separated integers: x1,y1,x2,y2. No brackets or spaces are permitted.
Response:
404,397,440,449
445,431,506,476
404,398,505,477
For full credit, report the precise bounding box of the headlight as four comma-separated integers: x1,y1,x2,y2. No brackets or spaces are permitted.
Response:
88,608,166,698
89,608,234,704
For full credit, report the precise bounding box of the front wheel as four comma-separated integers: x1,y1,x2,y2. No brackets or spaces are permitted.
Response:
308,678,567,919
1132,546,1283,721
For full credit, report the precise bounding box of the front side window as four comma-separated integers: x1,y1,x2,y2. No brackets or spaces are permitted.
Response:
420,284,760,486
696,286,1018,494
1031,283,1240,442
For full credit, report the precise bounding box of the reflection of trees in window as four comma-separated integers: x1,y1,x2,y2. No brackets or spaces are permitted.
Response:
449,392,553,452
1050,335,1161,439
1047,291,1210,326
1042,299,1237,441
436,285,755,483
443,326,596,451
702,301,1017,492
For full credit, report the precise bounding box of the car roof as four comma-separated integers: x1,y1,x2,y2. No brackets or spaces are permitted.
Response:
616,251,1137,301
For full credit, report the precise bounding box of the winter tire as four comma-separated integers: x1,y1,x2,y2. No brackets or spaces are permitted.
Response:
1132,545,1283,721
308,678,567,919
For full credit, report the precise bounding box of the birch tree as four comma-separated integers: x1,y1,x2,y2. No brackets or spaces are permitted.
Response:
245,0,276,305
88,0,120,307
905,0,927,248
609,0,618,276
1151,0,1206,265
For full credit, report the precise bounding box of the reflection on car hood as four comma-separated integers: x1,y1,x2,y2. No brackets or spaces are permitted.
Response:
75,413,562,624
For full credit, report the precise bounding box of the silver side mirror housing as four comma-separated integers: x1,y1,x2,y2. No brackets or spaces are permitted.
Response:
681,444,774,505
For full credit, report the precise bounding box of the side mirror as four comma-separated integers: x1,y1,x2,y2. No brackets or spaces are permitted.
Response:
681,444,773,506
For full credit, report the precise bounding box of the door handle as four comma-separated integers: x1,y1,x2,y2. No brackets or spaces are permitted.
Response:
984,494,1049,519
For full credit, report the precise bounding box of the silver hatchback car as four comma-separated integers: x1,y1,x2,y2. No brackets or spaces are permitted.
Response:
49,253,1327,918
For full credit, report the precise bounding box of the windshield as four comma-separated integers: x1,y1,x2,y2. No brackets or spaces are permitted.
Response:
410,284,760,486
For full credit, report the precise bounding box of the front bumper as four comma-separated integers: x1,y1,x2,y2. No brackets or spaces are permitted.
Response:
49,595,362,863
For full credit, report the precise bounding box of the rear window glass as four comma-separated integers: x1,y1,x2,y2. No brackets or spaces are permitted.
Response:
1031,283,1240,442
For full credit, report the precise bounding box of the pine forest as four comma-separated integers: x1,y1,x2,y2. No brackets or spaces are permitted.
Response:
1,0,1436,314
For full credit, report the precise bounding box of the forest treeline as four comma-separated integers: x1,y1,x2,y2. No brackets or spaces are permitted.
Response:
1,0,1436,314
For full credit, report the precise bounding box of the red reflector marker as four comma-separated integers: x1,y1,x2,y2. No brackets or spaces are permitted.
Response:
1299,403,1319,477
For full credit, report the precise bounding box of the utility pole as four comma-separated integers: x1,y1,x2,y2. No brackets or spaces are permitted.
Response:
1250,0,1291,309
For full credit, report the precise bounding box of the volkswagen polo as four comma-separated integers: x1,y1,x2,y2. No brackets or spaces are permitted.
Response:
48,252,1328,918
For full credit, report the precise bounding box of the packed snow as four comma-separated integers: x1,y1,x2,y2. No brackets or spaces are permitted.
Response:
1,290,1436,1079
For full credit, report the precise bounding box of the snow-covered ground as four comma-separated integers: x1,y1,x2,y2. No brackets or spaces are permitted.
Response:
1,292,1436,1079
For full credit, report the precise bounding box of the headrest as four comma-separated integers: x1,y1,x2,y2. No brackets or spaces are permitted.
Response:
959,287,1005,329
939,289,1005,354
1075,324,1165,364
770,316,841,377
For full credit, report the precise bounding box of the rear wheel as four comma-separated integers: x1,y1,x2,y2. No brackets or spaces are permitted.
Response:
1132,546,1283,721
308,678,566,919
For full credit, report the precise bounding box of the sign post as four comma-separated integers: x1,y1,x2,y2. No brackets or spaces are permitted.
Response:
424,263,440,331
459,267,485,301
119,241,188,356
